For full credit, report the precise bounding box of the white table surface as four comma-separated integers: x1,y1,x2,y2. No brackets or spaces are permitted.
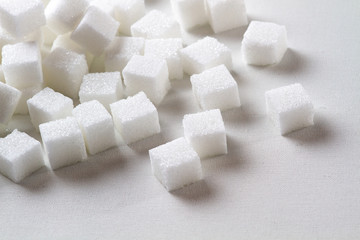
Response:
1,0,360,239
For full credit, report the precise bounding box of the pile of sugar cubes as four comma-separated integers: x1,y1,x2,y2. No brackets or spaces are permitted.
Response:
0,0,314,191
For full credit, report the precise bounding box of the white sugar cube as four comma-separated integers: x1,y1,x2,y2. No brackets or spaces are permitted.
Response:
205,0,247,33
180,36,232,75
131,10,181,39
2,42,43,89
15,85,42,115
73,100,117,155
43,48,88,99
0,82,21,124
110,91,160,144
112,0,145,35
265,83,314,135
39,117,87,170
79,72,123,111
123,55,170,105
71,6,120,56
0,0,45,38
183,109,227,159
242,21,288,66
45,0,89,34
144,38,183,80
190,64,240,111
0,130,44,183
171,0,208,30
27,87,73,131
149,137,203,191
104,37,145,72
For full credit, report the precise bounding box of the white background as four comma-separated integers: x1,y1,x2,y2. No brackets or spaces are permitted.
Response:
1,0,360,239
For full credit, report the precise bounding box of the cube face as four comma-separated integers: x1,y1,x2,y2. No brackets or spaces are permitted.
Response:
0,82,21,124
0,130,44,183
180,36,232,75
131,10,181,39
242,21,288,66
171,0,208,30
190,64,240,111
110,92,160,144
265,83,314,135
73,100,117,155
149,137,203,191
113,0,145,35
205,0,247,33
39,117,87,170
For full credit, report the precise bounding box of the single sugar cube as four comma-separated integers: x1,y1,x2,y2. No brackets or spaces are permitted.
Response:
149,137,203,191
15,85,42,115
242,21,288,66
39,117,87,170
265,83,314,135
110,91,160,144
27,87,74,131
71,6,120,56
131,10,181,39
112,0,145,35
171,0,208,30
0,82,21,124
0,0,45,38
79,72,123,112
144,38,183,80
190,64,240,111
180,36,232,75
43,47,88,99
45,0,89,34
123,55,170,105
0,130,44,183
205,0,247,33
183,109,227,159
73,100,117,155
2,41,43,89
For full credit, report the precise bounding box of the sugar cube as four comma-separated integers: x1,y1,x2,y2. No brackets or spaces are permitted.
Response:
79,72,123,111
0,130,44,183
171,0,208,30
27,87,73,131
0,82,21,124
131,10,181,39
183,109,227,159
2,41,43,89
15,85,42,115
110,91,160,144
190,64,240,111
149,137,203,191
144,38,183,80
265,83,314,135
39,117,87,170
112,0,145,35
43,47,88,99
180,36,232,75
242,21,288,66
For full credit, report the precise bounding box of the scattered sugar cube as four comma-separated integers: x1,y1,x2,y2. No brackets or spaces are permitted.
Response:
43,47,88,99
104,37,145,73
0,82,21,124
27,87,73,131
144,38,183,80
242,21,288,66
205,0,247,33
183,109,227,159
79,72,123,111
45,0,89,34
71,6,120,56
73,100,117,155
190,64,240,111
131,10,181,39
2,42,43,89
110,91,160,144
180,36,232,75
171,0,208,30
15,85,42,115
122,55,170,105
39,117,87,170
0,130,44,183
112,0,145,35
0,0,45,38
265,83,314,135
149,137,203,191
